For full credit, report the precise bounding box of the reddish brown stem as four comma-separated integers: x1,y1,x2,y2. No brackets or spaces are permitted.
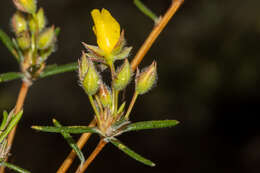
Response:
75,140,107,173
56,120,96,173
0,81,30,173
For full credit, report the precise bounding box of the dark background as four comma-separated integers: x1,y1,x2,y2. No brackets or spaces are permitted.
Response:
1,0,260,172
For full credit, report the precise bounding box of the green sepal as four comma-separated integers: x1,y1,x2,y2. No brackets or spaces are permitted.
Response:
52,119,85,167
109,138,155,167
0,162,31,173
31,125,100,134
0,110,23,143
123,120,179,133
114,47,132,60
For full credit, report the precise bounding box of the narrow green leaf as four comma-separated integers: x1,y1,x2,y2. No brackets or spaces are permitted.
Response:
52,119,85,166
109,138,155,167
0,111,23,143
134,0,159,22
12,38,24,62
0,29,19,60
0,111,8,130
0,162,31,173
0,72,23,83
40,62,77,78
123,120,179,133
0,62,77,83
31,125,99,134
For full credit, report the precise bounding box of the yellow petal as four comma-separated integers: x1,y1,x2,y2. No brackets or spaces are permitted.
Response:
91,8,120,54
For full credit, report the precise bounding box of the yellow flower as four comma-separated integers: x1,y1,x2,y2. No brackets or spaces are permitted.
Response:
91,8,120,55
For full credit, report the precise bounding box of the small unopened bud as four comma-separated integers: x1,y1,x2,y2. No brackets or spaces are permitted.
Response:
36,8,46,31
13,0,37,14
79,57,100,95
11,12,27,35
17,32,31,50
78,52,88,81
136,61,157,95
37,26,56,49
113,59,132,91
98,83,112,107
28,16,36,32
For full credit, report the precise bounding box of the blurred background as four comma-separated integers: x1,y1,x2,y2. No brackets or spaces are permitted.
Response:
0,0,260,172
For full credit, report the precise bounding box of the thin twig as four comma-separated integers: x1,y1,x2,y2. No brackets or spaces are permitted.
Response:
75,139,107,173
56,120,96,173
131,0,184,70
125,92,138,119
0,81,30,173
134,0,159,22
57,1,184,172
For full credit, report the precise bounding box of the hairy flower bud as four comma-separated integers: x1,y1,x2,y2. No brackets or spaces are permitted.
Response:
17,32,31,50
36,8,46,31
98,83,112,107
113,59,132,91
13,0,37,14
78,52,88,81
79,56,100,95
37,26,55,49
11,12,27,35
135,61,157,95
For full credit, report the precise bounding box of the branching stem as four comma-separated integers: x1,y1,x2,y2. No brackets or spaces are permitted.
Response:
0,81,30,173
57,1,184,172
56,120,96,173
131,0,184,70
75,139,107,173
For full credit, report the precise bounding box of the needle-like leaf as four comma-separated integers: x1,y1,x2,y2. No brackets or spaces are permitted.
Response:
0,28,19,61
0,111,23,143
0,62,77,83
0,111,8,130
0,72,23,83
133,0,159,23
39,62,77,78
123,120,179,133
0,162,30,173
109,138,155,167
31,125,99,134
52,119,85,167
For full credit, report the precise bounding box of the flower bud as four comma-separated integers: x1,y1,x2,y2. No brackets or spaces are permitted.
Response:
11,12,27,35
28,16,36,32
78,52,88,81
135,61,157,95
113,59,132,91
36,8,46,31
98,83,112,107
17,32,31,50
79,56,100,95
37,26,56,49
13,0,37,14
